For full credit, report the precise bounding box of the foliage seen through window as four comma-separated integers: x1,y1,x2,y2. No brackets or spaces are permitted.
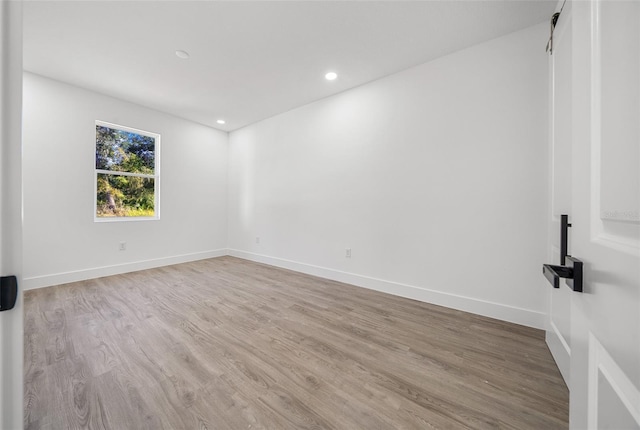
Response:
95,123,159,219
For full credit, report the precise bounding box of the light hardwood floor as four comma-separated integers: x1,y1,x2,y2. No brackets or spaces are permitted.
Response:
24,256,568,429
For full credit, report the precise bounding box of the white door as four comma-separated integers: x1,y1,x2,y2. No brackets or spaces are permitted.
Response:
552,0,640,428
570,0,640,428
0,1,24,429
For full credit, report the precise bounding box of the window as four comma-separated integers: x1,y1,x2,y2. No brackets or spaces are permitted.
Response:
95,120,160,220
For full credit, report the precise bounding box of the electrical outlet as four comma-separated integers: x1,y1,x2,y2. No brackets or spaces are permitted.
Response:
345,248,351,258
256,237,260,244
119,242,127,251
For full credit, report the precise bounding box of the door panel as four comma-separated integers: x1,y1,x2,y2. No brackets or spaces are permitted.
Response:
589,333,640,429
597,378,638,430
598,0,639,232
593,0,640,252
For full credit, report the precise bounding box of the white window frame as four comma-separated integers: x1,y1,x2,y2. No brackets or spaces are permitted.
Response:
94,120,161,222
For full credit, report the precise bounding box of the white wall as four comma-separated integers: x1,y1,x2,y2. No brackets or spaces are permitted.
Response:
228,24,549,328
22,73,228,289
22,24,550,329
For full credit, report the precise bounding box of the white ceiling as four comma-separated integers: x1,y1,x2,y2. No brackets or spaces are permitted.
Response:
23,1,555,132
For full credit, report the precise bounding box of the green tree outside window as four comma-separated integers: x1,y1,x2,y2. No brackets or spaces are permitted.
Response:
95,122,159,219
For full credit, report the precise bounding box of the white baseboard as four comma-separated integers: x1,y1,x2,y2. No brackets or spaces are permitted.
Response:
23,247,546,329
22,249,228,290
227,249,546,329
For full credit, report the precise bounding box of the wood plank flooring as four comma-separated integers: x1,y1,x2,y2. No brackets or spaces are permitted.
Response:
24,256,568,429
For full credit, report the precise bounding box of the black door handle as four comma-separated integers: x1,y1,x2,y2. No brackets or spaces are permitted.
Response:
543,256,583,292
542,214,583,292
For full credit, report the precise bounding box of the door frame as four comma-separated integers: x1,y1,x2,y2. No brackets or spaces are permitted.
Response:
0,1,24,428
545,0,573,386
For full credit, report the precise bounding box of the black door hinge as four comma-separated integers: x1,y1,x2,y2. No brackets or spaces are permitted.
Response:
0,276,18,311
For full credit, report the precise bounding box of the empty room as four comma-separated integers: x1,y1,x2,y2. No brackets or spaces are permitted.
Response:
0,0,638,429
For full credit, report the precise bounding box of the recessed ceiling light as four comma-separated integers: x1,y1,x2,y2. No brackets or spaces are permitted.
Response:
325,72,338,81
175,50,190,59
216,119,226,125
